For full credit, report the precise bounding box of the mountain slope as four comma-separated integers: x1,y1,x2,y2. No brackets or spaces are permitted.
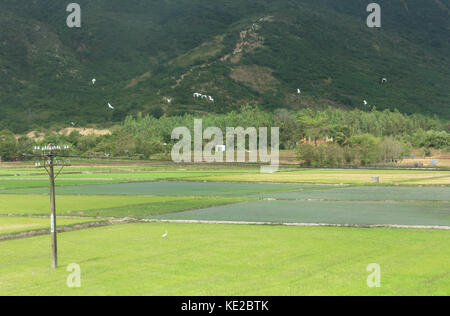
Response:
0,0,448,132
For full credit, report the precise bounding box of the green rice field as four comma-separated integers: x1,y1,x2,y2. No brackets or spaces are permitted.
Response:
0,223,449,296
0,162,449,296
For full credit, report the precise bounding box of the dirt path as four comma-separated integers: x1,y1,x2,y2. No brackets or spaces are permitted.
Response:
143,219,450,231
0,218,137,242
3,214,449,243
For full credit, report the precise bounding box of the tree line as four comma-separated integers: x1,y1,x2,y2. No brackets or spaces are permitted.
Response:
1,106,449,165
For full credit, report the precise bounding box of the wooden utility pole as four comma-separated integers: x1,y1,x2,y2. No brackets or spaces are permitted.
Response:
34,145,70,269
48,153,58,269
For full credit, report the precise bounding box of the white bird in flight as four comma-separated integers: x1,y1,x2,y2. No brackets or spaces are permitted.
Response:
162,231,168,239
108,102,114,110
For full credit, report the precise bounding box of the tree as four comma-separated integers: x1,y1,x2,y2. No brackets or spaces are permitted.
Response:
150,106,165,119
0,130,18,161
274,109,301,148
334,126,354,147
379,137,407,163
350,134,381,166
298,110,332,145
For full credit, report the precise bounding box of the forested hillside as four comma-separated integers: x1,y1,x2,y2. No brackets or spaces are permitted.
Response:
0,0,448,132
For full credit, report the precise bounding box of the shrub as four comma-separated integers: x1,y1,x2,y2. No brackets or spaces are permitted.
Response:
350,134,381,166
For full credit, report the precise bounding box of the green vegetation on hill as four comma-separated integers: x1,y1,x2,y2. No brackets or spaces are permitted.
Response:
0,0,448,132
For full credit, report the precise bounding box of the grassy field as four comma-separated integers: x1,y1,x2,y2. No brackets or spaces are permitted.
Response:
3,181,316,196
0,223,448,296
1,163,449,190
0,195,249,219
189,169,450,185
0,161,449,296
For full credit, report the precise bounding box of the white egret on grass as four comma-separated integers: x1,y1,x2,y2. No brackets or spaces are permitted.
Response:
108,102,114,110
92,78,96,85
162,231,168,238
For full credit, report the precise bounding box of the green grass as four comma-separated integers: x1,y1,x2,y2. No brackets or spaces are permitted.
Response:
0,168,261,191
0,217,100,235
0,223,448,295
0,179,140,191
0,194,250,219
4,181,311,196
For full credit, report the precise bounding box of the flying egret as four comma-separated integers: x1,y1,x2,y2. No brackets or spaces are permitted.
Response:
162,231,168,238
108,102,114,110
71,122,77,127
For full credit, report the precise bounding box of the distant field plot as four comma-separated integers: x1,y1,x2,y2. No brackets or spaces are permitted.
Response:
0,223,448,296
0,179,140,191
5,181,315,196
254,186,450,201
154,200,450,227
46,171,247,180
195,170,450,185
2,166,449,192
402,176,450,185
0,195,248,218
0,217,98,235
154,185,450,227
0,168,264,192
0,169,46,176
